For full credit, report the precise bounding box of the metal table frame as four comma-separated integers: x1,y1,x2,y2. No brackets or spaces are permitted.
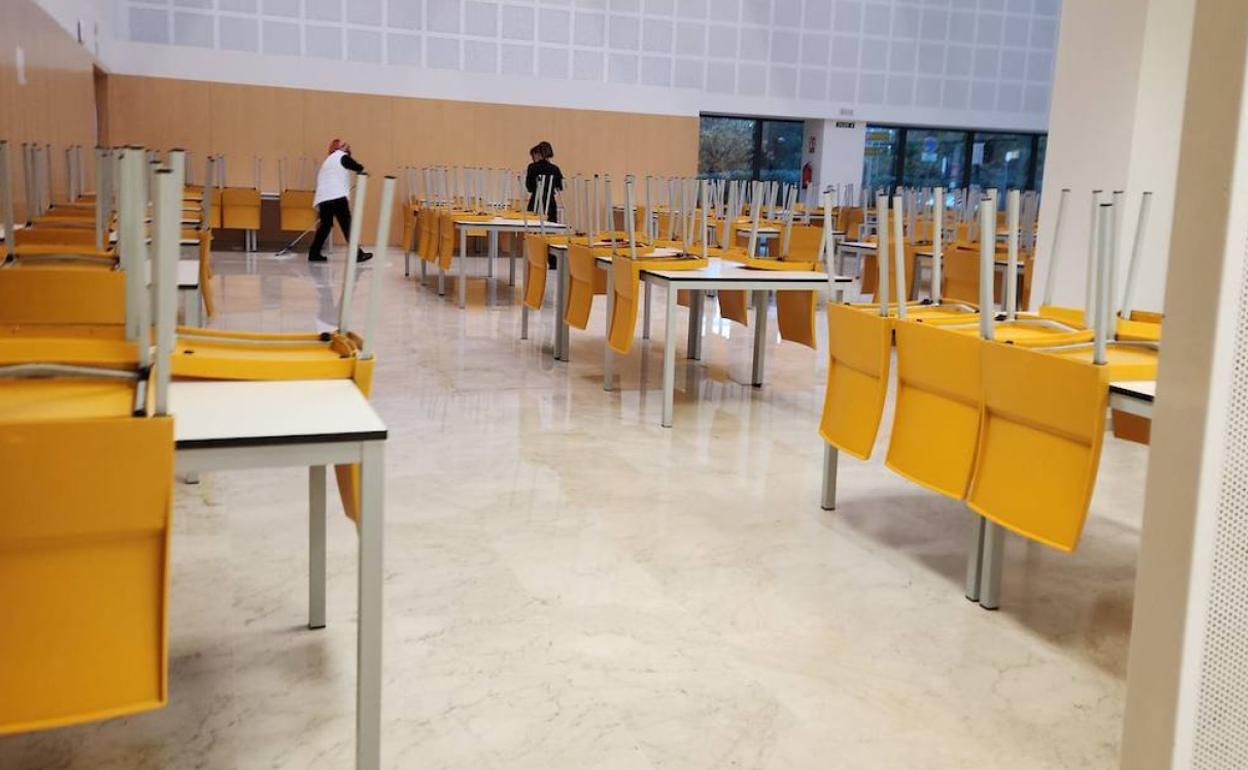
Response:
172,380,387,770
601,260,851,428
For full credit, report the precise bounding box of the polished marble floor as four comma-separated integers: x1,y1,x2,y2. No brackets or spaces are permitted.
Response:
0,247,1147,769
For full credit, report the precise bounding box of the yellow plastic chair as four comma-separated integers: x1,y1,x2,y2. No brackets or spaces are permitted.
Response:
818,303,893,460
524,233,551,310
0,264,127,337
565,241,610,330
966,342,1115,552
279,190,317,233
0,378,173,733
884,320,983,498
607,250,708,355
12,227,116,261
221,188,261,233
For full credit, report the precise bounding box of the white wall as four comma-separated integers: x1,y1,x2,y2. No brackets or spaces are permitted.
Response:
104,0,1061,130
803,118,865,202
1032,0,1192,314
33,0,113,62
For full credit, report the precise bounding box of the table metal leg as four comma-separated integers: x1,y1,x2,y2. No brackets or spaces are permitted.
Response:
643,280,652,340
604,268,615,391
437,264,445,296
751,290,769,387
662,285,677,428
308,465,327,630
487,230,496,279
820,444,838,511
508,236,516,287
687,290,703,361
555,251,570,362
356,441,385,770
458,229,468,308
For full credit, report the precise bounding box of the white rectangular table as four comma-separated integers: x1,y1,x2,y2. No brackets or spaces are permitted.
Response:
1110,380,1155,419
171,379,387,770
444,217,567,309
602,258,852,427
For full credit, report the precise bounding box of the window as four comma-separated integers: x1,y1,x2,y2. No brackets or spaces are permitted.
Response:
863,126,901,194
903,129,968,190
970,132,1033,192
758,120,803,185
861,124,1046,193
699,116,755,181
698,115,804,183
1034,135,1048,192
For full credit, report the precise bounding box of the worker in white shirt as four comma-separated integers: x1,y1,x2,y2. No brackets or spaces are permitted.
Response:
309,138,371,263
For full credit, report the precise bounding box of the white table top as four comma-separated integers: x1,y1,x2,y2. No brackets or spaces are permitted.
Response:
454,217,567,230
171,379,387,450
643,259,849,283
1110,380,1156,402
178,259,200,288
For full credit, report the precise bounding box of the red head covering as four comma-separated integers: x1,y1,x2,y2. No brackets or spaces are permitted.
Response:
328,138,344,154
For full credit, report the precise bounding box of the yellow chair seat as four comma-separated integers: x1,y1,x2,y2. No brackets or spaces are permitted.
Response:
1,378,173,734
885,320,983,499
819,303,893,460
607,251,708,354
967,341,1157,552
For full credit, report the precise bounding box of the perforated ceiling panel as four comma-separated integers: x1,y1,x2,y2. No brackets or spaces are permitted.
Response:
121,0,1059,120
1192,226,1248,769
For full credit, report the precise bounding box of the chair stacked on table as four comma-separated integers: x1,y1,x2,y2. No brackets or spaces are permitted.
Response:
0,145,181,735
819,185,1160,608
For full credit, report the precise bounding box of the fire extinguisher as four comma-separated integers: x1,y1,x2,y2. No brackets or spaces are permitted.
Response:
801,162,813,190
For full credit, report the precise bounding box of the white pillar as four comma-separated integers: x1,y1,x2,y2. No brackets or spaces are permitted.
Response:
1120,2,1248,767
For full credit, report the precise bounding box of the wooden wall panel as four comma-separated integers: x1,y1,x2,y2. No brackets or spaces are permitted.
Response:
107,75,699,243
0,0,98,219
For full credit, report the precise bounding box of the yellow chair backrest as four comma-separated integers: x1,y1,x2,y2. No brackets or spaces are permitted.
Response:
819,304,893,460
607,251,708,355
279,190,317,232
524,233,549,310
860,239,918,302
221,187,261,230
565,242,610,330
0,389,173,733
786,224,823,264
438,211,456,270
0,264,126,332
14,226,99,248
966,342,1110,552
885,320,983,499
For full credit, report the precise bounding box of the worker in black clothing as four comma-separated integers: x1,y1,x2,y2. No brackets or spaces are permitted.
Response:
525,140,563,223
309,138,372,263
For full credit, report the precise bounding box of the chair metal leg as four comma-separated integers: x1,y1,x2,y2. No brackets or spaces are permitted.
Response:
604,268,615,391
